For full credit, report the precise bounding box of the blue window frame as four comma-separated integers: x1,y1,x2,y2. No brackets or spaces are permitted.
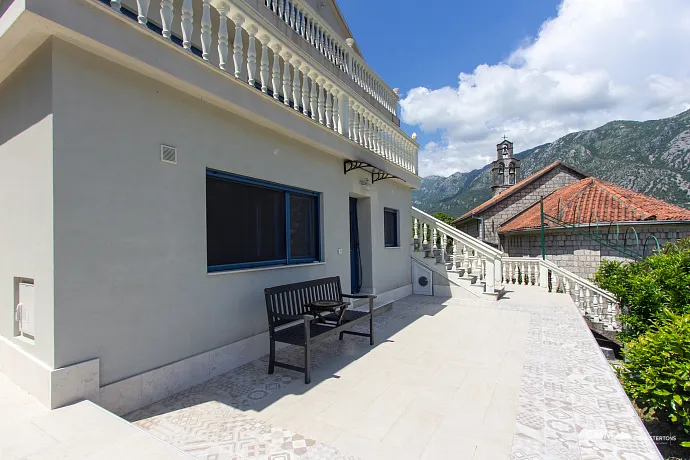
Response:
206,169,321,272
384,208,399,248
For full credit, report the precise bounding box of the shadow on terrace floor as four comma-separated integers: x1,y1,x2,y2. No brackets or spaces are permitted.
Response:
125,295,452,423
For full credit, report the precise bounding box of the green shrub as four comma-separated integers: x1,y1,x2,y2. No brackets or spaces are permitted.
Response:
617,310,690,445
593,239,690,342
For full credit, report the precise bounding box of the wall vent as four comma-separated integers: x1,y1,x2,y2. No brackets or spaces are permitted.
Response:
160,145,177,164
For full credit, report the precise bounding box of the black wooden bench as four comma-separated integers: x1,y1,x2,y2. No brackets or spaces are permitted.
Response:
264,276,376,383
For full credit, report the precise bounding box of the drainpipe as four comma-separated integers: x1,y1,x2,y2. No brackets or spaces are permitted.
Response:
540,197,546,260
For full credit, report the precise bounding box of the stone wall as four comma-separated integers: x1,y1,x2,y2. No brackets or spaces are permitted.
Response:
466,165,584,247
502,224,690,278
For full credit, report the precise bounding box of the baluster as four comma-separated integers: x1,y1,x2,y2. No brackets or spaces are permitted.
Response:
232,16,245,80
309,72,318,120
502,260,507,283
591,294,598,321
585,288,592,316
573,283,580,310
358,109,365,146
271,44,282,100
463,244,469,270
422,223,429,246
217,6,229,71
347,102,354,140
181,0,193,49
452,240,458,270
282,52,292,106
301,65,311,115
441,233,447,262
160,0,173,39
317,79,326,124
278,0,284,21
352,104,359,142
136,0,150,24
325,84,333,128
200,0,212,60
289,2,296,29
413,218,419,240
246,26,258,86
332,89,340,131
370,119,377,152
111,0,121,11
292,58,301,111
260,36,270,93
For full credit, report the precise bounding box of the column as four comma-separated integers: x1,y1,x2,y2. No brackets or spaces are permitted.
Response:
136,0,150,24
201,0,212,60
232,15,245,80
160,0,173,39
282,52,292,106
217,6,229,71
337,91,349,136
292,58,301,111
181,0,193,49
301,65,310,116
309,72,318,120
325,84,333,129
317,78,325,124
246,25,258,86
271,43,282,100
260,35,270,93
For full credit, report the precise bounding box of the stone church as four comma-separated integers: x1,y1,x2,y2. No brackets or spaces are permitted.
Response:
453,140,690,278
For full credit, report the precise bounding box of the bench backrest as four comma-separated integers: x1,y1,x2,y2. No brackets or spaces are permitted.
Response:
264,276,344,328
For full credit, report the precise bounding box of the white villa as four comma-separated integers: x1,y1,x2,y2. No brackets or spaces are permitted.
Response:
0,1,663,459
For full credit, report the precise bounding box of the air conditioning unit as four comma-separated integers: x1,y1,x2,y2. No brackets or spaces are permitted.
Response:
412,261,433,296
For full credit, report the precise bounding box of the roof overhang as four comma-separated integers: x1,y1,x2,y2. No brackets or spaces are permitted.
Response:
344,160,404,184
499,220,690,234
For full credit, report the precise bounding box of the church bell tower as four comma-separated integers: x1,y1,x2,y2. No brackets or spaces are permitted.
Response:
491,138,520,197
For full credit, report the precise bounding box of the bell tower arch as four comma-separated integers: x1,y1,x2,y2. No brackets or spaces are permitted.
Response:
491,138,521,196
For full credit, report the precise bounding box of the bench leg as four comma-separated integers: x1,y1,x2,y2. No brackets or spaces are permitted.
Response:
268,337,276,374
369,298,375,346
304,318,311,384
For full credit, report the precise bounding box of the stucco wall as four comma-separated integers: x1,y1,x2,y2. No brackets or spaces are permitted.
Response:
50,41,411,385
503,224,690,278
475,166,583,247
0,43,56,367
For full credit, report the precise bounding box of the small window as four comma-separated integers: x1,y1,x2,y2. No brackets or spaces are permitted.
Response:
384,208,399,247
498,164,505,184
509,164,516,185
206,169,320,271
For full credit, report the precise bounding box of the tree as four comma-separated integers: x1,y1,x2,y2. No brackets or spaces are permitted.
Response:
431,212,455,225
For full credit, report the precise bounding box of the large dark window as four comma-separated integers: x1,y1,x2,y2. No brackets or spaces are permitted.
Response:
384,208,399,248
206,169,320,271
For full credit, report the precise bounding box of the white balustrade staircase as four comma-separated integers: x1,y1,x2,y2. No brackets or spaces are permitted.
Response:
411,207,505,300
410,207,622,331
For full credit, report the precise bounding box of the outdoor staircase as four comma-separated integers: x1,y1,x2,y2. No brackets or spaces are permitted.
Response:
411,207,505,300
410,207,622,331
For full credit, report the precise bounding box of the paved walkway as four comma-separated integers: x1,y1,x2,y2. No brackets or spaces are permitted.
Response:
0,373,192,459
128,287,661,460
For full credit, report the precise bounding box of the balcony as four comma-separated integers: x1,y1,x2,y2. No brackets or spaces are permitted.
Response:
96,0,419,174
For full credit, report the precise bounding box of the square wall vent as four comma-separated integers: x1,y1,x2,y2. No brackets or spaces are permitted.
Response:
161,144,177,164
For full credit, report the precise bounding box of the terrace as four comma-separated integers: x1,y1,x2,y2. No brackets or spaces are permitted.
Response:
117,287,660,460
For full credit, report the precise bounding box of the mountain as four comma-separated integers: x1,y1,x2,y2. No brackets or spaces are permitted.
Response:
414,109,690,217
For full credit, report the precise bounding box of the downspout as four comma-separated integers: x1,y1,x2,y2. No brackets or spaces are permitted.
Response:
540,197,546,260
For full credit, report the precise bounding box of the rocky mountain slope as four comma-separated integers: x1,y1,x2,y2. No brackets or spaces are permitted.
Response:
414,109,690,217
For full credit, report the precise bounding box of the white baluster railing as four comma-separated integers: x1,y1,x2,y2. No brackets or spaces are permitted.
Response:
502,257,621,331
411,208,504,295
98,0,418,175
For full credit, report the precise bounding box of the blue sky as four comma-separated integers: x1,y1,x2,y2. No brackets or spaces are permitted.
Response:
339,0,690,177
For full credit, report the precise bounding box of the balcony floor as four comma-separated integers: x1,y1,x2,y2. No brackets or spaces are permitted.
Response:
127,287,660,460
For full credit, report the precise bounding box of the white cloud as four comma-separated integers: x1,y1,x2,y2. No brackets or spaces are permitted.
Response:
401,0,690,177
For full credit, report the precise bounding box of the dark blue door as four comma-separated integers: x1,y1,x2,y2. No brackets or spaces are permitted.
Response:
349,198,361,294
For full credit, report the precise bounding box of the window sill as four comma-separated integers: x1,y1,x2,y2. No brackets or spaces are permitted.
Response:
384,246,402,249
208,261,325,276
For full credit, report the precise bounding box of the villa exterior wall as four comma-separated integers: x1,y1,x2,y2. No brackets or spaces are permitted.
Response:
49,41,411,386
503,224,690,278
0,43,56,368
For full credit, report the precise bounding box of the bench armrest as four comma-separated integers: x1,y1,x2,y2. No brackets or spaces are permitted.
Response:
342,293,377,299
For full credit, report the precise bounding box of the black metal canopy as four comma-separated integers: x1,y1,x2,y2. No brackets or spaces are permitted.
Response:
343,160,404,184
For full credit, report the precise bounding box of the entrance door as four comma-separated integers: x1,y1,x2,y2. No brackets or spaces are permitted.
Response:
349,197,361,294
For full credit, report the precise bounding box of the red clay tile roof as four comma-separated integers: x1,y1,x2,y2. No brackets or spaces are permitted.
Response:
453,161,586,224
500,178,690,232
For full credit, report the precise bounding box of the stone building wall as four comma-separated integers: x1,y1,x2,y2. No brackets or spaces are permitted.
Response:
502,224,690,278
476,165,584,247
